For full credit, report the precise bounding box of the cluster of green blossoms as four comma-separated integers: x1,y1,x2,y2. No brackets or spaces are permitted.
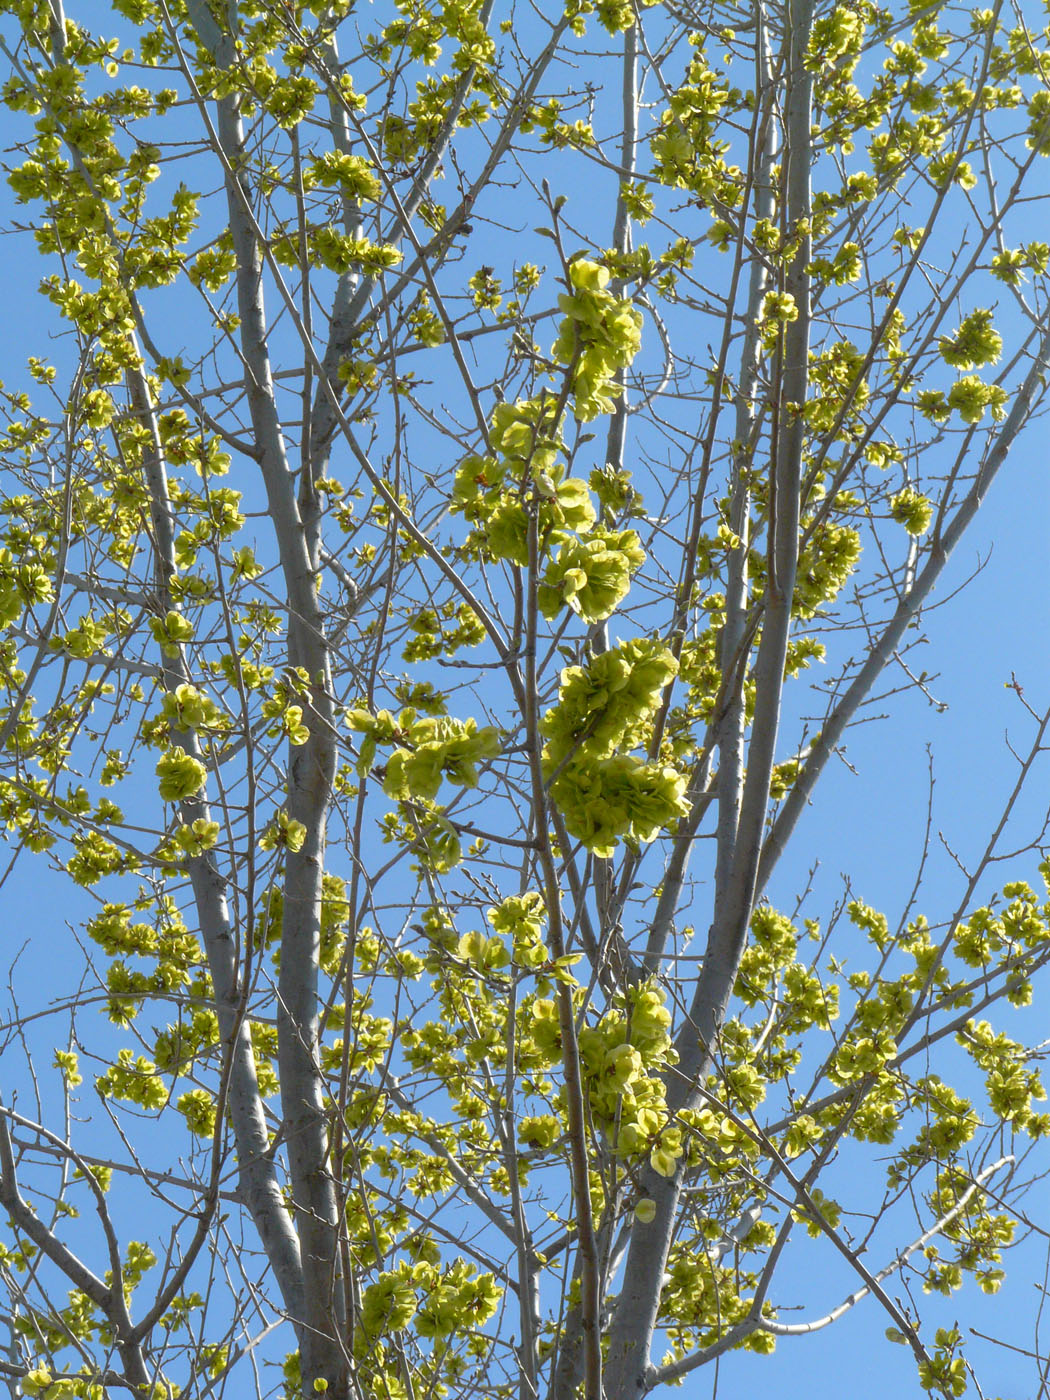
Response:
349,706,501,872
357,1258,501,1348
450,394,646,625
650,40,741,206
521,980,681,1177
938,309,1003,370
447,257,644,628
550,259,642,421
541,640,688,855
488,891,548,968
889,486,933,535
452,398,593,564
583,984,680,1173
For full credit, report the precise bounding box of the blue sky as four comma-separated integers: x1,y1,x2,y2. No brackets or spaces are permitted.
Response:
2,2,1050,1396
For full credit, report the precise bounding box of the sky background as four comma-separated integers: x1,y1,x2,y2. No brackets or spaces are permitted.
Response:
2,2,1050,1396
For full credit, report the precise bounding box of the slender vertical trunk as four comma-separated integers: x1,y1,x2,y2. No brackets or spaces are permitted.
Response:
604,20,638,484
604,5,812,1392
714,18,777,914
134,368,307,1320
207,57,347,1397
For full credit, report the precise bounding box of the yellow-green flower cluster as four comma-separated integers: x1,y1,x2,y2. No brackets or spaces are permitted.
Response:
947,375,1008,424
0,547,52,627
155,746,207,802
450,394,649,623
550,259,643,421
537,527,645,622
360,712,500,802
350,708,500,873
451,397,592,558
160,683,227,734
586,988,680,1172
803,339,869,432
650,44,740,204
488,892,548,968
938,308,1002,369
1026,90,1050,154
356,1259,500,1346
519,980,679,1173
302,150,382,201
889,486,933,535
792,521,861,618
542,640,688,854
807,5,865,70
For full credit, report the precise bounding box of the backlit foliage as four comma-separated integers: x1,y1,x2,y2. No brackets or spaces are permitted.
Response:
0,0,1049,1398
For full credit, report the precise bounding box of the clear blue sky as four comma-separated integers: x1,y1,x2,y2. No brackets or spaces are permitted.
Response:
2,3,1050,1396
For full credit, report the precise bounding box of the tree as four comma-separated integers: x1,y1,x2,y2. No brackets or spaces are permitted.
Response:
1,0,1050,1395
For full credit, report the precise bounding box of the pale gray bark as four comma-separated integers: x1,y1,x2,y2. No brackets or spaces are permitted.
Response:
215,85,348,1397
605,3,813,1391
177,2,348,1389
713,15,776,923
131,362,307,1325
0,1107,152,1392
